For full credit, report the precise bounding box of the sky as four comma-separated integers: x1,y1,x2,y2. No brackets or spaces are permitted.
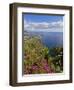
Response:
23,13,64,32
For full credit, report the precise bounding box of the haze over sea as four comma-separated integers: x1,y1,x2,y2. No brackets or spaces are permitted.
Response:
24,31,63,48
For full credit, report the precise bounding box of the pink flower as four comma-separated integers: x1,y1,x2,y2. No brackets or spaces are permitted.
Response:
43,64,52,73
32,65,38,70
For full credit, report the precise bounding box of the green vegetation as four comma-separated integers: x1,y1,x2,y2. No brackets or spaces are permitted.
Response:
24,36,63,74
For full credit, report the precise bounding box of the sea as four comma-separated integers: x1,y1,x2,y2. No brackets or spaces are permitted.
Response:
24,31,63,48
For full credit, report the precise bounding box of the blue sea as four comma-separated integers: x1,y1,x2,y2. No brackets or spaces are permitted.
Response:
24,31,63,48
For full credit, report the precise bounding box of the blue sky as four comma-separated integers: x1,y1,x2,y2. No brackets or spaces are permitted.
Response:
23,13,64,32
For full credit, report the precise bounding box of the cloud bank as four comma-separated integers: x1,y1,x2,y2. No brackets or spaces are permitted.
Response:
24,20,63,32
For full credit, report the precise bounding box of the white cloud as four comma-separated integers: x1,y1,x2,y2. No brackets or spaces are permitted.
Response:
24,20,63,32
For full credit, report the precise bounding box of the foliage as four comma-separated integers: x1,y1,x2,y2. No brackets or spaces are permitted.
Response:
24,36,63,74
